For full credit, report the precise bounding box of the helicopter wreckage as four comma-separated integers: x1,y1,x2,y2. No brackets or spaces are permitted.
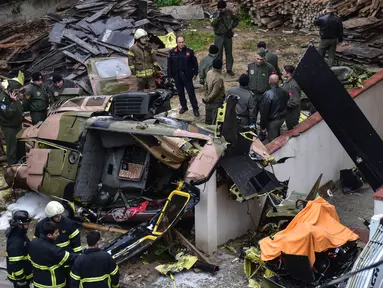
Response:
1,84,290,263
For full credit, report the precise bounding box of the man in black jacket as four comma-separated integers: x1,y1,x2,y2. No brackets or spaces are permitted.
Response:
29,221,77,288
314,2,343,67
260,75,289,142
70,231,120,288
168,36,200,117
6,210,33,288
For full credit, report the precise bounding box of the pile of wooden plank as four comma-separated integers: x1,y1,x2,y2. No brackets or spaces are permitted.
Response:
238,0,383,30
0,0,183,82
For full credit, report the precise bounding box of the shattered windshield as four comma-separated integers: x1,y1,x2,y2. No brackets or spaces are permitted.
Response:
95,58,131,79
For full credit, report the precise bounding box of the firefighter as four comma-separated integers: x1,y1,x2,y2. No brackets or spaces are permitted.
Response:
29,221,77,288
6,210,33,288
70,231,120,288
35,201,82,253
128,28,160,91
35,201,82,281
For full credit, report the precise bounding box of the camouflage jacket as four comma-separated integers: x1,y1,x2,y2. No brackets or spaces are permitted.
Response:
199,54,215,85
0,91,23,128
204,68,225,104
23,82,50,112
247,62,276,95
210,10,239,35
128,43,157,78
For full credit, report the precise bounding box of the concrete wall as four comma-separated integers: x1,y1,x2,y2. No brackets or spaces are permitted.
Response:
269,71,383,197
195,70,383,254
195,173,266,253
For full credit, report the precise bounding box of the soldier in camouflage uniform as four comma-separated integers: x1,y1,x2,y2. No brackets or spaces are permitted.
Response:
50,74,79,102
128,29,160,91
210,0,239,76
247,48,276,122
202,59,225,125
199,44,218,85
23,72,50,125
282,65,301,130
257,41,282,79
0,80,25,164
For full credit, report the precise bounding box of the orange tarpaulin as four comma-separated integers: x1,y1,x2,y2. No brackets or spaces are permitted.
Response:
260,197,359,266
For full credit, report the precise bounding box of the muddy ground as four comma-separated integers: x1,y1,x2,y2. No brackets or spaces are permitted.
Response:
0,22,372,287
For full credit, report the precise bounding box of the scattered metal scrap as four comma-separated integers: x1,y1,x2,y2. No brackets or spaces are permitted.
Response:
0,0,184,84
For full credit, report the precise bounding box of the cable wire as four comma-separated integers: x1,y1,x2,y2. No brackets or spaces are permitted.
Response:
318,258,383,288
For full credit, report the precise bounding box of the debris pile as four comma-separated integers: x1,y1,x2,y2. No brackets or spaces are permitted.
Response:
0,0,183,81
237,0,383,30
336,17,383,66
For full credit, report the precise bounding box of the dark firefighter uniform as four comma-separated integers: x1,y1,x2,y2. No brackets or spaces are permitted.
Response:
168,46,199,113
204,68,225,125
6,227,33,286
0,82,25,165
28,235,76,288
23,82,50,125
128,43,159,91
35,217,82,253
50,79,78,102
70,247,120,288
210,10,239,73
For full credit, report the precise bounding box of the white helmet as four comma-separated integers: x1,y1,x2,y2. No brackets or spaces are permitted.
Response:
134,28,148,40
45,201,65,218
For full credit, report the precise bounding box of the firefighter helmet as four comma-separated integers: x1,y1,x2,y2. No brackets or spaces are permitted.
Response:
134,28,148,40
45,201,65,218
10,210,31,226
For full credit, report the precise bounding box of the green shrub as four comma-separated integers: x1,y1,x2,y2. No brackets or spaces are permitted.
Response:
183,30,215,52
155,0,182,8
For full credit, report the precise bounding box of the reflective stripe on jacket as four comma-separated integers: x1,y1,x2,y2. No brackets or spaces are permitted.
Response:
35,217,82,253
127,43,157,78
6,227,33,283
70,248,120,288
28,236,76,288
